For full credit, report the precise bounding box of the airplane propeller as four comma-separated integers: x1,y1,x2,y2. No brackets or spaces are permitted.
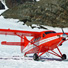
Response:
61,28,68,39
61,28,65,34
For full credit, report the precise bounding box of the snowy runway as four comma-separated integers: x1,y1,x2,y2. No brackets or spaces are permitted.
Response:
0,60,68,68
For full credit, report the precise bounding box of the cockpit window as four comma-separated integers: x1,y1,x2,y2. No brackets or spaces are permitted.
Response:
45,31,56,35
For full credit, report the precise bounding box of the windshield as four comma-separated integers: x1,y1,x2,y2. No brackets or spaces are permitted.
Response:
45,31,56,35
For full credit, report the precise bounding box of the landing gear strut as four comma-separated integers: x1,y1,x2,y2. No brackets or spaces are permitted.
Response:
33,53,39,61
61,54,67,60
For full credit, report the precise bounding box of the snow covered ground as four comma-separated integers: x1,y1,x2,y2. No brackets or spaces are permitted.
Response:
0,9,68,68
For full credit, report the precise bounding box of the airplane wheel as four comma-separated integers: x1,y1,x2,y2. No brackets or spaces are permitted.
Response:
61,54,66,60
33,53,39,61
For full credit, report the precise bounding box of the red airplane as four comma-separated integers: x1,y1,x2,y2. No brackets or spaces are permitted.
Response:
0,28,68,61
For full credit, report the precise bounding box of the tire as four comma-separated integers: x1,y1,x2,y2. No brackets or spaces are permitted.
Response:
33,53,39,61
61,54,66,60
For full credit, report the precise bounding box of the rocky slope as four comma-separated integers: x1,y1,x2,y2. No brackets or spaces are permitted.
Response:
5,0,34,8
2,0,68,27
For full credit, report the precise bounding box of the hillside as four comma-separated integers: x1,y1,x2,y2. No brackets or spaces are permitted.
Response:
2,0,68,27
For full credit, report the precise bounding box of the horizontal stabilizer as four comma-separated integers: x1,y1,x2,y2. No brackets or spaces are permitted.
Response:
1,41,24,46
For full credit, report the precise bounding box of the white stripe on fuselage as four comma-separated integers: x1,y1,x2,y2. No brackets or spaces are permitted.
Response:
23,36,59,53
35,36,58,45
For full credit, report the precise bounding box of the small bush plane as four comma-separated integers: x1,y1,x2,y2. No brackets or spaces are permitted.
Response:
0,28,68,61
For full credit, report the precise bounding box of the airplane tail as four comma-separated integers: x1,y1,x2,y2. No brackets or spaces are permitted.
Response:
1,36,29,53
1,41,24,46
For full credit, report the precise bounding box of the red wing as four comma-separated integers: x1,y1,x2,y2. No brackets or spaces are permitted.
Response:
56,32,68,36
65,33,68,35
0,29,41,37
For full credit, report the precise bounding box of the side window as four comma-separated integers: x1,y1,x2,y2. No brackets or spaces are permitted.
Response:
45,31,56,35
43,34,45,37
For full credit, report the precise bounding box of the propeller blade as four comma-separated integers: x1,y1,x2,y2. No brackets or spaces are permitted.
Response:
61,28,64,34
61,28,68,39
